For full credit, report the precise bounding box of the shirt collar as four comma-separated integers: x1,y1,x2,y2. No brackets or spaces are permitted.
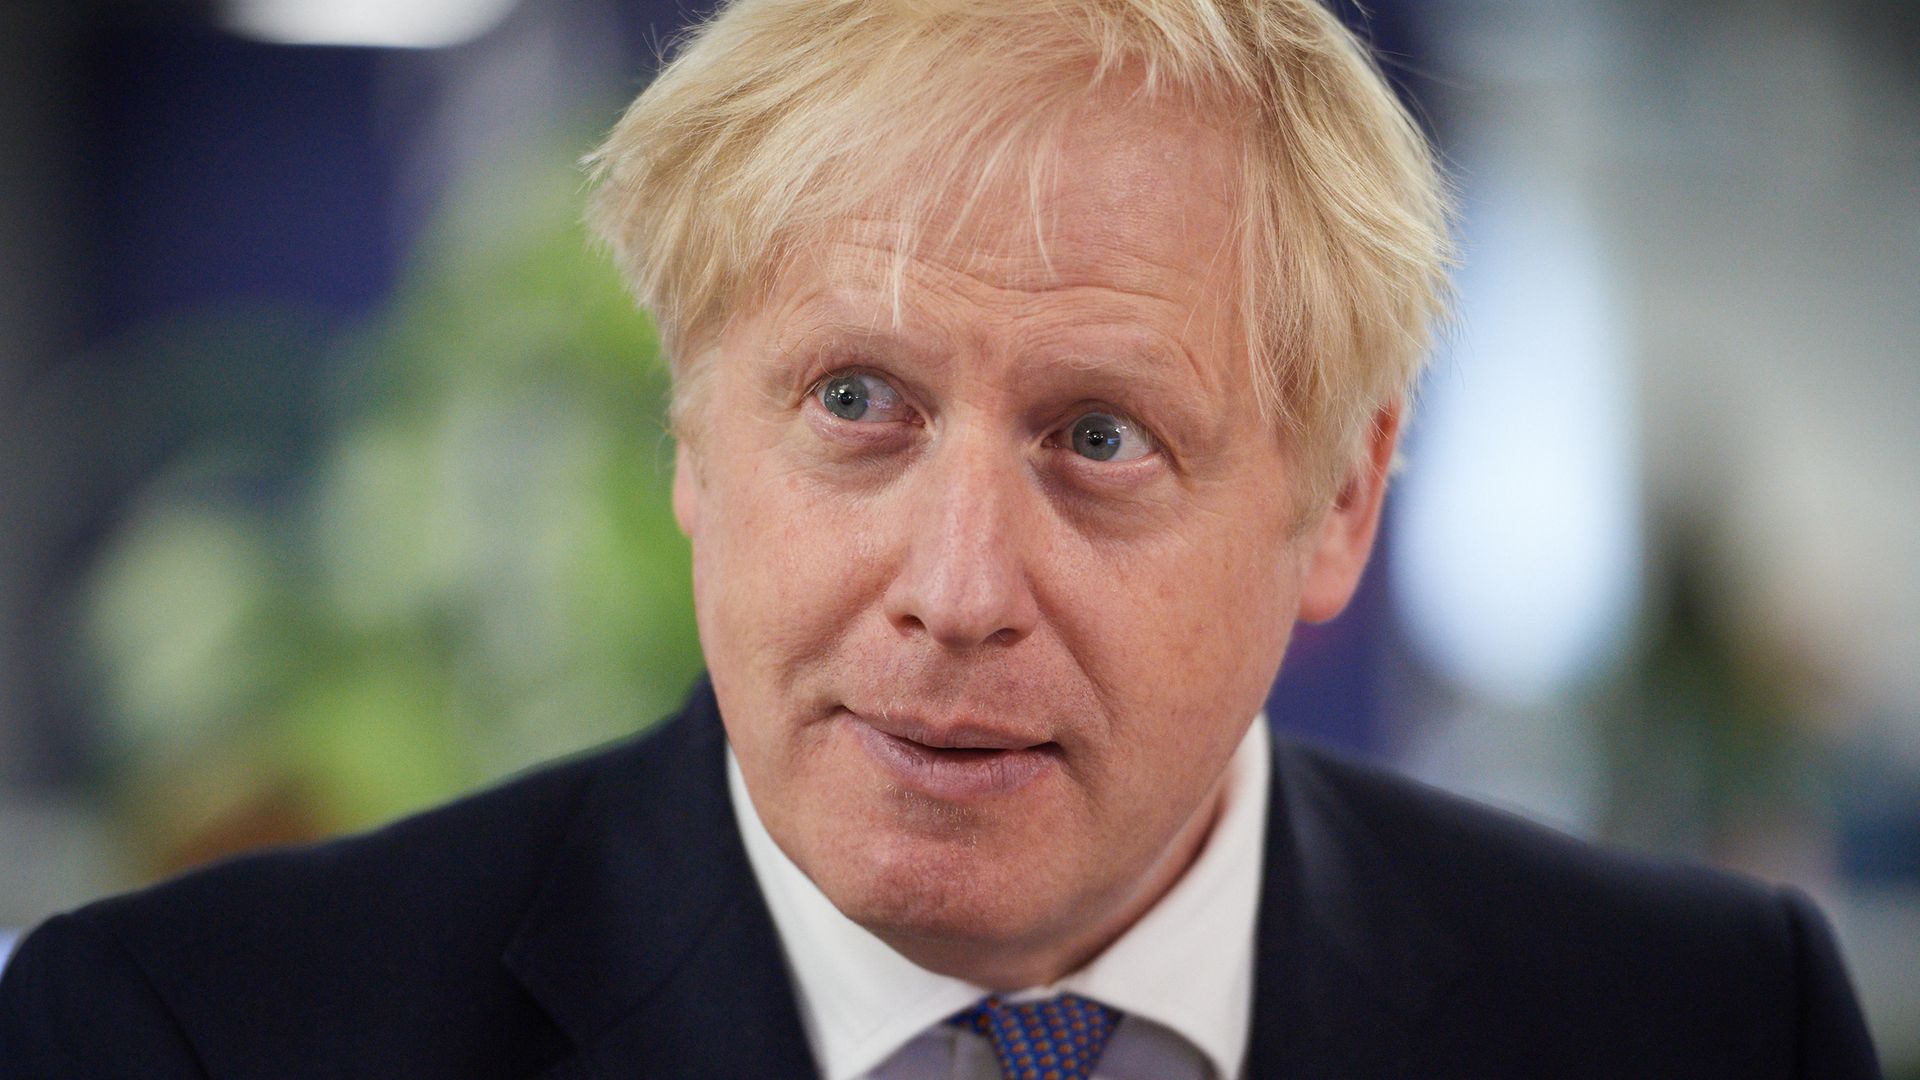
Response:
730,717,1271,1080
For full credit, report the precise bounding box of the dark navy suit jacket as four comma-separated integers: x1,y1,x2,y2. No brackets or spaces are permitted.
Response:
0,680,1882,1077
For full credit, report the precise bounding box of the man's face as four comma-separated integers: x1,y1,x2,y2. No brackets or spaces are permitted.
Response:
675,96,1387,984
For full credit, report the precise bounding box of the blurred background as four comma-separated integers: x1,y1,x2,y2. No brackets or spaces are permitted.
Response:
0,0,1914,1069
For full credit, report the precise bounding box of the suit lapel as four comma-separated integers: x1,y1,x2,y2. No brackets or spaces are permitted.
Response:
1243,737,1468,1078
503,681,816,1079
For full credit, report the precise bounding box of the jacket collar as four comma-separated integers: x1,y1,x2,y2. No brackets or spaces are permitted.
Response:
502,679,815,1079
1244,740,1469,1077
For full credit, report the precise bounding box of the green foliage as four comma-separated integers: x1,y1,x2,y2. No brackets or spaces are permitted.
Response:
81,144,703,846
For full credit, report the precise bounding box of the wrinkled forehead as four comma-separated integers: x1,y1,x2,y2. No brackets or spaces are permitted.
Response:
733,90,1246,346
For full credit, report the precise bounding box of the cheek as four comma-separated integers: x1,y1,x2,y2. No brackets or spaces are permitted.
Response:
693,454,891,687
1049,519,1302,770
1068,526,1299,676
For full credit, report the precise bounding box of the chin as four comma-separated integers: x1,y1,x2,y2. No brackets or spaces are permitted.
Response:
806,815,1074,953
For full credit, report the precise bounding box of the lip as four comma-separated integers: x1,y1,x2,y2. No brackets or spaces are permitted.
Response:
842,709,1059,801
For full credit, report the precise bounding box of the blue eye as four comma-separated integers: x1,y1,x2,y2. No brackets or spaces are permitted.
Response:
818,373,904,422
1069,412,1149,462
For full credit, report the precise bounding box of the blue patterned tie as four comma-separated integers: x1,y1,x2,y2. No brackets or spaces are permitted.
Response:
950,993,1124,1080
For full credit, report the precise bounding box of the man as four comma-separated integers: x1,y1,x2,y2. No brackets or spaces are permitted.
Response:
0,1,1882,1077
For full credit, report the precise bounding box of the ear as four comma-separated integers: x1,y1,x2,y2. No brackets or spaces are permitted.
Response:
672,441,703,540
1297,403,1402,624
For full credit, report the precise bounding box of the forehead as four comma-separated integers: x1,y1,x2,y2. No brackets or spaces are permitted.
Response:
748,94,1245,359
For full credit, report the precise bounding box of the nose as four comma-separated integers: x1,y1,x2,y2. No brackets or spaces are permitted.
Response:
882,442,1041,650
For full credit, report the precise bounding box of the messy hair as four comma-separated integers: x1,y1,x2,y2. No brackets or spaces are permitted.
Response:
585,0,1452,508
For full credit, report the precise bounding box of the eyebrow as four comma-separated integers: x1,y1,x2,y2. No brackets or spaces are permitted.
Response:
764,302,919,365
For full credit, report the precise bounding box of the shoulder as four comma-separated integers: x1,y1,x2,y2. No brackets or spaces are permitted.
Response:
1263,737,1881,1077
0,713,704,1079
85,729,632,967
1273,736,1775,921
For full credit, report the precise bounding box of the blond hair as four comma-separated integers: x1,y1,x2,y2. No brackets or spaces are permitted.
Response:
585,0,1452,508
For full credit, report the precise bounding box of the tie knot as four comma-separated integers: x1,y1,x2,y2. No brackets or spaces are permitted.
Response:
949,993,1124,1080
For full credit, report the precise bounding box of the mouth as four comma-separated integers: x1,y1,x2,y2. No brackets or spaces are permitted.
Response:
840,708,1061,801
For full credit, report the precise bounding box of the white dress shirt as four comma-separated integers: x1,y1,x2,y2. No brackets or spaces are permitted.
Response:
728,716,1271,1080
